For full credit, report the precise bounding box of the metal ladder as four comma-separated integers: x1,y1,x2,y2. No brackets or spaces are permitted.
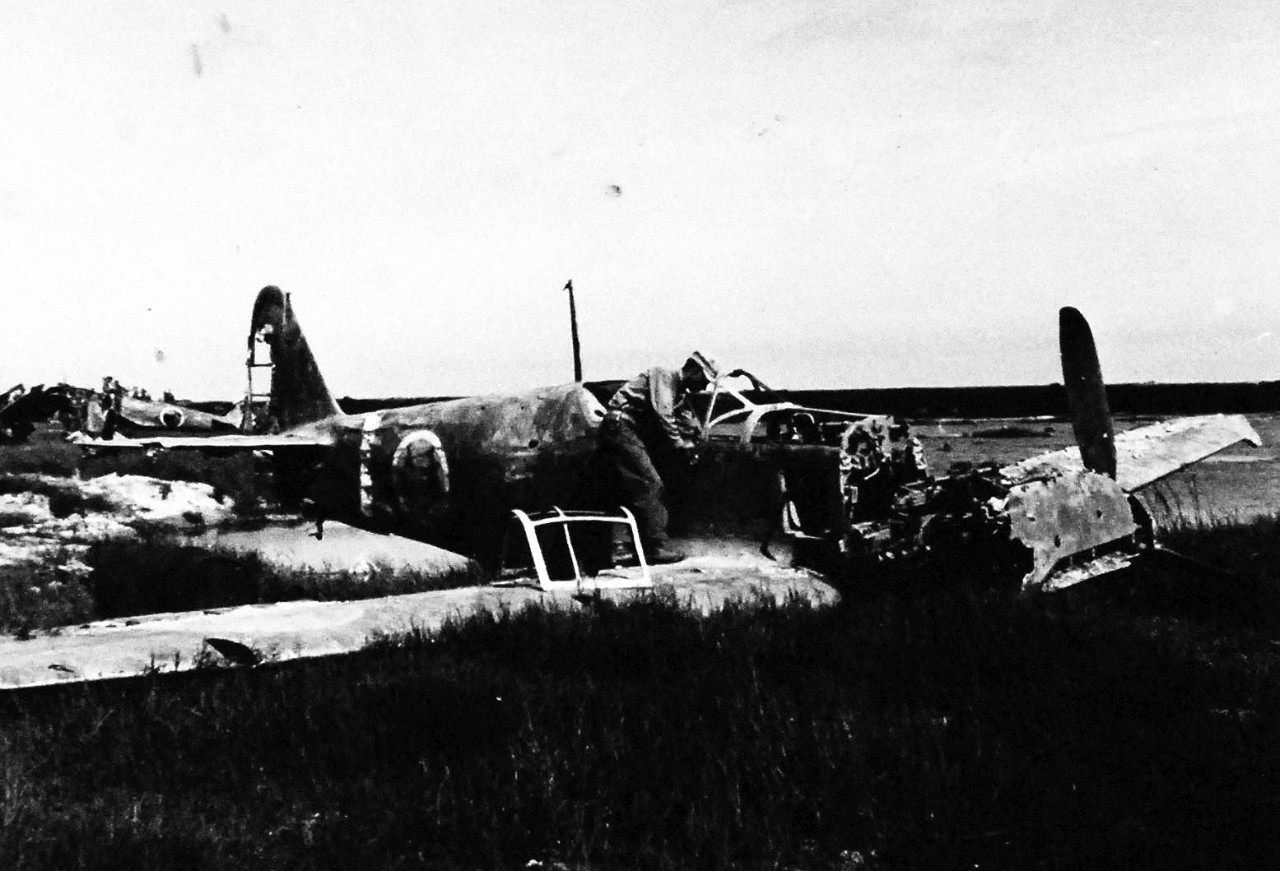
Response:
243,325,275,433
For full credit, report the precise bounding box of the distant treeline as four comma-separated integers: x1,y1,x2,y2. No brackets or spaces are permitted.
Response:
329,381,1280,419
775,381,1280,419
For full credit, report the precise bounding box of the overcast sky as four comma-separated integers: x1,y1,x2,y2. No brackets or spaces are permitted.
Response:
3,1,1278,399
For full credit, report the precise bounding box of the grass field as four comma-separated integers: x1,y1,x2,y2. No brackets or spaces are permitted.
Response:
1,517,1280,870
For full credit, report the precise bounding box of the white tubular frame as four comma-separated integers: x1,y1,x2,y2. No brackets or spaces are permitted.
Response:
499,506,653,592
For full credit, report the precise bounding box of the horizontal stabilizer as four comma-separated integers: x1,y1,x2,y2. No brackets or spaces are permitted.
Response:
1002,414,1262,491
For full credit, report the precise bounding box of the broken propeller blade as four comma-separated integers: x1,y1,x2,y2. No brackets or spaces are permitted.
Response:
1059,306,1117,479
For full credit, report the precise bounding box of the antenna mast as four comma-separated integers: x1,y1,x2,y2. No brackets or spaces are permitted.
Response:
564,279,583,382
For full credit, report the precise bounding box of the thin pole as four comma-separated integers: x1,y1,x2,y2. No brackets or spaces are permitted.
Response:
564,279,583,382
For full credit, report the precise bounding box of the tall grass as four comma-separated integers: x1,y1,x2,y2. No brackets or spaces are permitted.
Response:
5,518,1280,869
0,559,97,638
0,427,80,476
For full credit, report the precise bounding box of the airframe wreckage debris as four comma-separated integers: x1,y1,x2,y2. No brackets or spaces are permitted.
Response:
830,309,1261,591
2,380,240,444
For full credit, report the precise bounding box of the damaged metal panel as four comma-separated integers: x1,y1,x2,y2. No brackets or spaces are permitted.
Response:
1036,551,1138,594
1108,415,1262,490
1004,471,1138,590
1001,414,1261,491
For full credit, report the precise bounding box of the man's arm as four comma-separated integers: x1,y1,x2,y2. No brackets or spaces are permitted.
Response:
647,368,695,450
674,401,702,443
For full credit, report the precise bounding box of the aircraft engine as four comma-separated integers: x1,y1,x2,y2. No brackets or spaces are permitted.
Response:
391,430,451,525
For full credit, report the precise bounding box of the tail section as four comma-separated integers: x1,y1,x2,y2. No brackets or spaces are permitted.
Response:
249,286,341,430
1059,306,1117,479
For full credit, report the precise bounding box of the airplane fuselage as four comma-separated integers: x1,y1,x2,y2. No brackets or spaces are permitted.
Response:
279,383,608,559
274,381,892,566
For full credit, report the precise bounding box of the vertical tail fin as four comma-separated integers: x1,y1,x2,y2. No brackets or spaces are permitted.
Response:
1059,306,1117,479
250,286,341,429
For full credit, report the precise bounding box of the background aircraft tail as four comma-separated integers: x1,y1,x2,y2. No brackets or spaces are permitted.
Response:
249,286,341,429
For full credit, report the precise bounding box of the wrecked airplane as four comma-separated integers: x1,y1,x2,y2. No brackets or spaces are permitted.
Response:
0,384,49,443
72,381,241,439
75,288,1261,592
0,381,243,441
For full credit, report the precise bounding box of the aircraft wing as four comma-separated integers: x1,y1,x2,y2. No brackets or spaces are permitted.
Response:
1001,414,1262,491
68,432,334,450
